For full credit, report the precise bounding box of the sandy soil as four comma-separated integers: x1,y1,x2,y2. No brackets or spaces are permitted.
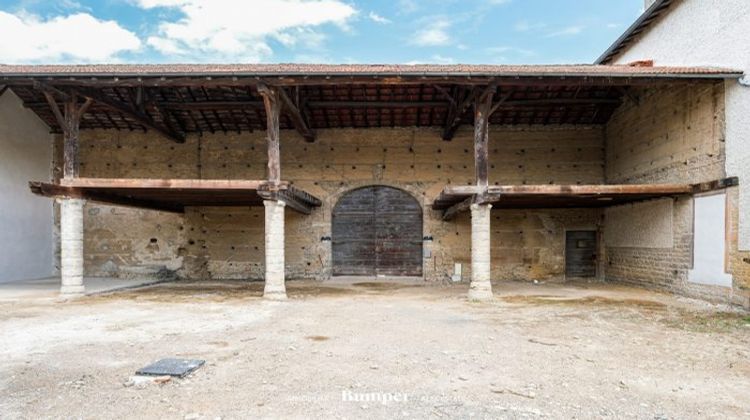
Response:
1,280,749,419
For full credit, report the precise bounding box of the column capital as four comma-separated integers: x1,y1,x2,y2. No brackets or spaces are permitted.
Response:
470,202,493,212
263,199,286,209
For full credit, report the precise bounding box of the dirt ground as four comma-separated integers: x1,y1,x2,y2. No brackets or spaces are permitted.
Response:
1,280,749,419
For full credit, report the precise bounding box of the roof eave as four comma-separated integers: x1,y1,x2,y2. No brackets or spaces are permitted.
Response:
595,0,673,65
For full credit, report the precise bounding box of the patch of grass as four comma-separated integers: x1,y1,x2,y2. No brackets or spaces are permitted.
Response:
665,311,750,333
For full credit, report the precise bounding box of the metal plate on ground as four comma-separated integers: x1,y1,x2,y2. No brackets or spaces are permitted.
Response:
136,358,205,378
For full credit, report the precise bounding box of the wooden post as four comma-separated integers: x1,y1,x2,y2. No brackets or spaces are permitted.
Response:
474,87,494,194
258,84,282,185
42,90,91,180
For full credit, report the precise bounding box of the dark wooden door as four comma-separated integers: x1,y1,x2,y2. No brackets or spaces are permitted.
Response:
565,230,597,277
332,186,422,276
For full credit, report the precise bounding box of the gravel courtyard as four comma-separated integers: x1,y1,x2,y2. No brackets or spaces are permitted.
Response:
1,280,749,419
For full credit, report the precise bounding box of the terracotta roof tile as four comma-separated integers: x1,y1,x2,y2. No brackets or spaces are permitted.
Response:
0,63,741,78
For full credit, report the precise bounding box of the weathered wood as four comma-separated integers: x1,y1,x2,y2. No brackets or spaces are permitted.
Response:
442,87,478,141
39,84,93,179
442,196,474,221
287,185,323,206
60,177,279,190
258,189,314,215
565,230,597,277
258,83,282,185
276,87,315,142
332,186,422,276
70,87,185,143
32,178,322,215
474,86,494,192
63,96,81,179
29,182,184,213
433,183,697,213
691,176,739,193
485,184,693,195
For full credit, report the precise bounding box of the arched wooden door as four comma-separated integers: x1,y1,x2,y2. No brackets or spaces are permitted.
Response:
332,186,423,276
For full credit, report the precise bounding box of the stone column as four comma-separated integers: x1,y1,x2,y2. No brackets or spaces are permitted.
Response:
60,198,85,296
263,199,287,300
469,203,493,300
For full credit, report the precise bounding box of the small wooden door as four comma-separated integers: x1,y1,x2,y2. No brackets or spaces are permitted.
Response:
332,186,422,276
565,230,597,278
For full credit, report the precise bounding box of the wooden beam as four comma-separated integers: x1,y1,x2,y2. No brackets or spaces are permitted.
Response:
442,87,478,141
442,196,473,221
474,86,494,192
286,185,323,206
59,177,284,190
691,176,739,193
257,189,315,215
258,83,282,186
277,87,315,142
70,87,185,143
29,182,184,214
485,184,693,195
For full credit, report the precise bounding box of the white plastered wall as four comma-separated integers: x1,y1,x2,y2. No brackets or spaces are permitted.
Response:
0,89,55,283
613,0,750,250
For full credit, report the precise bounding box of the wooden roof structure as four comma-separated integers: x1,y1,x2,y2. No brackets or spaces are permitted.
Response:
4,64,740,216
1,63,741,142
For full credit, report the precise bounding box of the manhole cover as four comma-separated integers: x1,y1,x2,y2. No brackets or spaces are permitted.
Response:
136,358,205,378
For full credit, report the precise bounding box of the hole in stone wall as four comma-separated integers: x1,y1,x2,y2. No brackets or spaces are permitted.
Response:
150,238,158,243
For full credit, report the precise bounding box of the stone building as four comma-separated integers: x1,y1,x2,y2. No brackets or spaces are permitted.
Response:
0,62,747,307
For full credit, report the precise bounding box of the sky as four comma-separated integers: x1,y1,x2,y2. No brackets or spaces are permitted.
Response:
0,0,646,65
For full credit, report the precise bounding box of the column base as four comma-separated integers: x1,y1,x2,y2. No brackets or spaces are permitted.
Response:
60,284,85,297
467,283,493,301
263,286,287,300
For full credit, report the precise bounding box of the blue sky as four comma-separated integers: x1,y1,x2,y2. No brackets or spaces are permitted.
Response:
0,0,645,64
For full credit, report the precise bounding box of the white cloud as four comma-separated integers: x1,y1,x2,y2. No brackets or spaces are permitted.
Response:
411,19,452,46
137,0,357,61
0,11,141,63
545,25,585,37
514,20,546,32
368,11,391,24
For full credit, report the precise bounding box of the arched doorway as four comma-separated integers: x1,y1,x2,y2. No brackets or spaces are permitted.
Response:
332,186,423,276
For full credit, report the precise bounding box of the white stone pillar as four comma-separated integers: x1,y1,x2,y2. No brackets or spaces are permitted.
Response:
263,199,287,300
60,198,85,296
469,203,493,300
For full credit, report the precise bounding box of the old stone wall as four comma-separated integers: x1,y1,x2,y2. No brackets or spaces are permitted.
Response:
604,82,750,307
66,125,605,282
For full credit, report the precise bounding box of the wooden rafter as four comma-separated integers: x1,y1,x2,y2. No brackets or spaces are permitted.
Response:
276,86,315,142
442,87,478,141
70,86,185,143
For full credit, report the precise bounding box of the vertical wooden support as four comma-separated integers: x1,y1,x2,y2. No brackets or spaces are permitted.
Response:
474,87,494,193
41,87,91,297
258,84,282,185
43,91,92,179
